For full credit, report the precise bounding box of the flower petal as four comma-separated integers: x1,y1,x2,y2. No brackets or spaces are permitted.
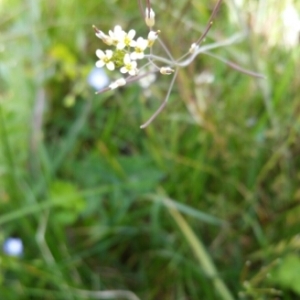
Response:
117,42,126,50
137,37,148,49
96,60,105,68
130,52,138,60
96,49,105,59
105,50,113,59
123,54,130,64
128,29,136,39
114,25,123,33
131,61,137,68
137,53,144,59
129,40,137,47
106,61,115,71
120,67,127,74
129,69,138,76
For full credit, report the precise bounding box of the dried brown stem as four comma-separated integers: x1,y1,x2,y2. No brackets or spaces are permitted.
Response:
196,0,223,45
146,0,151,17
203,51,266,78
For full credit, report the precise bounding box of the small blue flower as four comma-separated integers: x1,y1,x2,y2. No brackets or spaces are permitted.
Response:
3,237,23,257
87,67,109,90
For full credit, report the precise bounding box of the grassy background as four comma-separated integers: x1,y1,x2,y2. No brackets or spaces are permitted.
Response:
1,0,300,299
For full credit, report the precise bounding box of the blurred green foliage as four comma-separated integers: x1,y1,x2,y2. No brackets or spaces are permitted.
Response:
1,0,300,299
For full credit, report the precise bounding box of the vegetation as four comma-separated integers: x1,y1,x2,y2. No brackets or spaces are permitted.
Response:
1,0,299,299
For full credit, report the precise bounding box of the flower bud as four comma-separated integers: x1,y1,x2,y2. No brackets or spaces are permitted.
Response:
109,78,126,90
189,43,199,54
147,30,160,47
160,67,174,75
93,25,113,45
145,8,155,27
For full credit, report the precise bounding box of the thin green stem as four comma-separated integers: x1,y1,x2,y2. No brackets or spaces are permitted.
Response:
140,68,178,128
168,204,234,300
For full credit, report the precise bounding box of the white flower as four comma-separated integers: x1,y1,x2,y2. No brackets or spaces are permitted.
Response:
160,67,174,75
109,78,126,90
130,37,148,60
108,25,126,46
147,30,159,47
95,49,115,71
189,43,199,54
145,8,155,27
95,30,113,45
116,29,137,49
120,54,138,76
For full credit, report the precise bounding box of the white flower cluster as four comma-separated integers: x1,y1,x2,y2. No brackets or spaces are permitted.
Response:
94,24,159,82
91,1,264,129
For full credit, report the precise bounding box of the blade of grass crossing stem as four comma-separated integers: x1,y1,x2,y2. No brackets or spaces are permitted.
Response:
149,194,225,226
168,205,234,300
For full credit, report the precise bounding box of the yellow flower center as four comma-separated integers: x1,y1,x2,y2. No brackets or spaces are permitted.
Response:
124,36,131,46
